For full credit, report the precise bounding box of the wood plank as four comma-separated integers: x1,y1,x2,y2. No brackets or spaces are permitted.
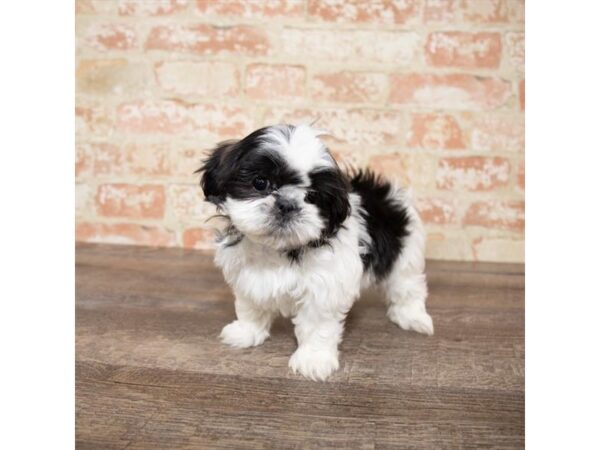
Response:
77,362,523,449
76,243,524,449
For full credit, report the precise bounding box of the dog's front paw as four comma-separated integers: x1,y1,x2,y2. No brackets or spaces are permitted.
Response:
289,346,339,381
387,304,434,336
220,320,269,348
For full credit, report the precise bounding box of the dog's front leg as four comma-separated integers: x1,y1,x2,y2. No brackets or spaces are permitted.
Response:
220,295,277,348
288,297,348,381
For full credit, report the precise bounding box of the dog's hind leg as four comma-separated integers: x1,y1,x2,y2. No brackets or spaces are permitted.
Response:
383,200,434,336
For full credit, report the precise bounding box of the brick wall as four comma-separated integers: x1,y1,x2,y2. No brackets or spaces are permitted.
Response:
75,0,525,263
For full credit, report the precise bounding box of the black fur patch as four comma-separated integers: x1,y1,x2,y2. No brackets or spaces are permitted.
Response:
349,169,410,281
195,126,303,204
306,168,350,238
283,165,349,264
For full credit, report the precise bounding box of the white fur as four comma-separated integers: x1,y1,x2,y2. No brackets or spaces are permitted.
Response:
224,188,324,251
212,126,433,381
216,201,363,381
382,188,433,336
264,125,334,178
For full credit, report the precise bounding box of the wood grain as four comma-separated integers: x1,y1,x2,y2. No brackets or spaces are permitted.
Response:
76,243,524,449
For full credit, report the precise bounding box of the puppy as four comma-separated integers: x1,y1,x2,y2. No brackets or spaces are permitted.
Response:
197,124,433,381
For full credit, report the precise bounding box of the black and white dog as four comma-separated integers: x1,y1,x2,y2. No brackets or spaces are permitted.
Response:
197,124,433,381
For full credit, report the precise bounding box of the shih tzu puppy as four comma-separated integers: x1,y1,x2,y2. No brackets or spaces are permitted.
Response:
197,124,433,381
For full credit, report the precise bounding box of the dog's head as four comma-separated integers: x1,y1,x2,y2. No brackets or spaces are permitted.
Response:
196,124,350,250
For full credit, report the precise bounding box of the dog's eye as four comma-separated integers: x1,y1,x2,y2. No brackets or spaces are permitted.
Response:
252,177,269,191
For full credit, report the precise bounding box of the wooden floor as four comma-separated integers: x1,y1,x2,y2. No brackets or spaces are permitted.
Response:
76,243,524,449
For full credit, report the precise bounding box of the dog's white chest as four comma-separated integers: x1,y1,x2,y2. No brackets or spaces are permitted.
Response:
215,240,305,315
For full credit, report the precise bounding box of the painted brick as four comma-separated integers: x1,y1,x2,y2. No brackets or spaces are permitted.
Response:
76,59,153,96
329,147,367,168
368,152,436,188
119,0,188,16
472,237,524,263
437,156,510,191
470,115,524,152
167,184,216,224
307,0,420,25
182,228,215,250
117,100,191,134
76,184,92,217
171,147,211,179
74,0,524,263
265,107,406,146
416,198,457,225
196,0,303,18
517,160,525,191
76,0,93,14
76,0,116,14
311,71,387,103
425,32,502,69
76,142,94,178
280,28,419,64
145,25,269,56
506,32,525,73
464,200,525,231
96,184,166,219
84,24,137,51
389,74,511,110
423,0,524,24
425,231,474,261
408,114,465,149
155,61,240,97
94,142,172,177
76,103,113,135
245,64,306,100
76,223,176,246
463,0,524,23
423,0,454,23
116,100,254,139
519,79,525,111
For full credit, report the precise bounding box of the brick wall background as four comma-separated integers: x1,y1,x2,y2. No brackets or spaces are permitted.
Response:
75,0,525,262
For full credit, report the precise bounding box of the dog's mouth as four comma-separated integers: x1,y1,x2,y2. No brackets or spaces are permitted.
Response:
274,211,300,228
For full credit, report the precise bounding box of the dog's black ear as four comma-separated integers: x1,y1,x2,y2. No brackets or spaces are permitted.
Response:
195,141,237,205
307,167,351,237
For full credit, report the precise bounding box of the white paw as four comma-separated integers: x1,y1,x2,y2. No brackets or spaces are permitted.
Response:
220,320,269,348
288,346,339,381
388,304,434,336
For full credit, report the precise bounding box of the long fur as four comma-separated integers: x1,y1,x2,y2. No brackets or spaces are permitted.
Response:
196,124,433,381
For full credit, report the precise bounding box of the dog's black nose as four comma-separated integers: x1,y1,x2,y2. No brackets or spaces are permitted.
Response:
275,197,299,215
